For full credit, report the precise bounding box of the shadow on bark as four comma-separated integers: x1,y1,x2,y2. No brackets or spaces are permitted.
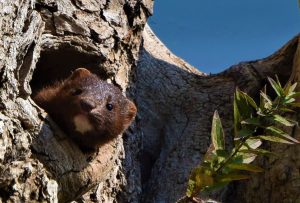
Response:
134,26,300,202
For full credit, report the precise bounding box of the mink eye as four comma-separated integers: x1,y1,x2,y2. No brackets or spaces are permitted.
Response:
106,103,113,111
71,88,83,96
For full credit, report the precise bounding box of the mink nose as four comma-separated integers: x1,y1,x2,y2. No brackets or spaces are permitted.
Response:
80,99,96,112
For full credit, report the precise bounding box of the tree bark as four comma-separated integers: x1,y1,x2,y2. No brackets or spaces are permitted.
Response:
0,0,300,203
0,0,152,202
136,26,300,203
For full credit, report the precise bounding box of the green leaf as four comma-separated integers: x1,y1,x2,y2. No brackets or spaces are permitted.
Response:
283,82,292,96
285,82,297,96
284,97,296,104
289,82,297,92
266,126,299,143
187,166,214,196
290,102,300,108
186,180,196,197
260,91,272,108
279,108,295,113
285,118,298,126
211,111,225,151
241,118,261,126
203,144,215,161
266,126,286,135
235,89,253,118
237,128,254,138
272,115,294,127
234,92,241,136
260,85,267,110
257,135,294,144
234,151,257,164
275,75,283,88
218,174,250,182
239,148,278,158
287,92,300,98
268,77,283,97
215,150,228,165
257,108,267,117
227,163,263,172
186,78,300,197
236,139,262,163
244,138,262,149
216,149,229,158
241,92,258,109
279,133,300,144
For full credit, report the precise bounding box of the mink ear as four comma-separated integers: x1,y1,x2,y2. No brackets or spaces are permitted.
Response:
69,68,91,80
123,99,137,127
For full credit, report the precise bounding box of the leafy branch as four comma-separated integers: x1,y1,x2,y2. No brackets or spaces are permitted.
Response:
186,76,300,199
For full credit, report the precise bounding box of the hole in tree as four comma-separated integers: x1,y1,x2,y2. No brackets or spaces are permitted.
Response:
30,45,107,96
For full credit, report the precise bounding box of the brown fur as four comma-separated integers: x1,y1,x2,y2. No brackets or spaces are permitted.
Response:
34,68,137,151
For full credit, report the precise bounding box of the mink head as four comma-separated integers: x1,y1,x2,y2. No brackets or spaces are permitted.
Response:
34,68,137,151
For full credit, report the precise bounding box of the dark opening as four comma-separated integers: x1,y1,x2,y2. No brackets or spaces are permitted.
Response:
30,45,107,95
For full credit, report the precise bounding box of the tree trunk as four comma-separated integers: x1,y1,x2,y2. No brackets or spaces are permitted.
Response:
0,0,300,203
136,26,300,203
0,0,152,202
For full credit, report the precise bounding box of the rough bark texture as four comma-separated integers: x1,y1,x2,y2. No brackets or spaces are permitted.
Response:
224,36,300,203
135,26,300,203
0,0,299,203
0,0,152,202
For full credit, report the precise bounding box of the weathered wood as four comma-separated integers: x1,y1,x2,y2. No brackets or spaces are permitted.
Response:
0,0,152,202
135,25,300,202
0,0,299,202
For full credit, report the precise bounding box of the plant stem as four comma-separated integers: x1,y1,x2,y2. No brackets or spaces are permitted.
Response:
215,137,249,173
215,93,286,174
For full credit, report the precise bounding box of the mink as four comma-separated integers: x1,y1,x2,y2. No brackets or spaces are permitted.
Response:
33,68,137,151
